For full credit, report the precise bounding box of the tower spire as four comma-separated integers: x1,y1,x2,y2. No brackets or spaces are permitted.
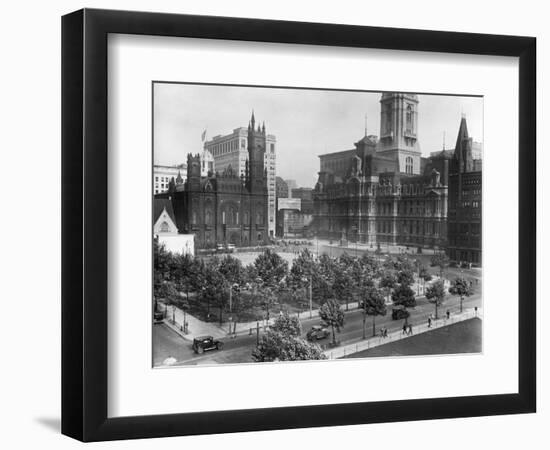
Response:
443,131,446,150
364,113,368,137
250,110,255,130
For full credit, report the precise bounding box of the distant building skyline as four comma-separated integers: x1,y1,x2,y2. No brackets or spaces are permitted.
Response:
154,83,483,188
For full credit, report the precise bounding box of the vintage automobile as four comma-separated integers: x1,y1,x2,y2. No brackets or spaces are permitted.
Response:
306,325,330,341
391,307,410,320
192,335,224,354
153,311,164,324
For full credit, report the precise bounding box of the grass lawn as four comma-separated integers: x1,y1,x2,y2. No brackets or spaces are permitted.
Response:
345,318,482,358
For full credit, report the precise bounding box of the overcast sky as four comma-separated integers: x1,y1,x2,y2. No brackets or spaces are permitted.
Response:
154,83,483,188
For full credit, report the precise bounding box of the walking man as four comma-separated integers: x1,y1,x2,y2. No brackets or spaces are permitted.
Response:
428,317,432,328
408,324,413,335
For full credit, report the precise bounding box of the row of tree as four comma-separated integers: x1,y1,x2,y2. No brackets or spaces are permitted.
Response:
154,240,474,334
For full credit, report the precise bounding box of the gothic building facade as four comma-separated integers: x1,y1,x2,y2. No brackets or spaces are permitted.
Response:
447,117,482,264
313,92,454,251
157,112,269,249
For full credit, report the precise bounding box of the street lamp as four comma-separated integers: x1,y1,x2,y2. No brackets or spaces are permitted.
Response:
301,276,313,318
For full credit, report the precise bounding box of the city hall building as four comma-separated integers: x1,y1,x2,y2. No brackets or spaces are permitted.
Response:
313,92,481,257
157,113,269,249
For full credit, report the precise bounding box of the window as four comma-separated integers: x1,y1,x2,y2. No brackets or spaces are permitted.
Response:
406,104,414,133
405,157,413,175
270,143,275,153
160,221,170,233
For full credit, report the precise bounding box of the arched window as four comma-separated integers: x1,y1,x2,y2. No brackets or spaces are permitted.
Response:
405,156,413,175
406,105,414,133
160,221,170,233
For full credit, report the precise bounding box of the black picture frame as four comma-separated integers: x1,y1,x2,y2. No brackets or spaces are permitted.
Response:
61,8,536,442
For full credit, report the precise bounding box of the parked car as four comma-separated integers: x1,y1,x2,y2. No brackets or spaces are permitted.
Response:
391,307,410,320
153,311,164,324
192,336,224,354
306,325,330,341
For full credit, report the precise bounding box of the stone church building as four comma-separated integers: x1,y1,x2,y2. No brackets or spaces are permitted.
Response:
156,112,269,249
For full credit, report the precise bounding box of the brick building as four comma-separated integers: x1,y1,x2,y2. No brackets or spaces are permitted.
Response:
447,117,482,264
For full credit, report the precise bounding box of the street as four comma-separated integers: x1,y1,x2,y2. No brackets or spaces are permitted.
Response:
153,285,482,366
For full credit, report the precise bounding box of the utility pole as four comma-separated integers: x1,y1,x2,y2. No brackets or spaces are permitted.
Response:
309,278,313,319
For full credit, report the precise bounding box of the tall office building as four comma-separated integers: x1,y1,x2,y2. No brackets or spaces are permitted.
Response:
204,117,277,237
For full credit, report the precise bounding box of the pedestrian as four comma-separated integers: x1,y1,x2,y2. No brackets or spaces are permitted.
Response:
384,327,388,338
446,310,450,319
428,317,432,328
474,306,478,316
408,324,413,335
402,323,407,335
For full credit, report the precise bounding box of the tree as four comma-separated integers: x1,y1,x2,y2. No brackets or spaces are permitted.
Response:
397,268,415,287
172,253,196,302
319,299,345,346
431,253,450,279
449,276,474,313
251,331,326,362
392,283,416,308
379,271,397,303
425,279,446,319
332,265,354,311
269,313,302,337
256,283,279,322
154,280,179,305
202,266,228,324
218,254,244,285
359,253,381,278
254,249,289,287
419,264,432,283
394,255,415,273
153,240,175,291
362,286,387,338
251,312,325,362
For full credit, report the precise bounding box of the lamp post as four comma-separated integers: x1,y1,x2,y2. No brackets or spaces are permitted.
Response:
301,276,313,319
309,278,312,318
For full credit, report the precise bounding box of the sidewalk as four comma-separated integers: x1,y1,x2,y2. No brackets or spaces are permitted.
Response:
324,307,483,359
158,300,361,341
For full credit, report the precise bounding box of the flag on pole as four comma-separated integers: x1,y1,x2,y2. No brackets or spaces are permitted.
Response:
201,129,207,142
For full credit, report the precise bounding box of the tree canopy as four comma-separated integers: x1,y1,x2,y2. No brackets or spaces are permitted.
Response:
254,249,289,287
391,283,416,308
425,279,446,319
319,299,345,345
251,312,325,362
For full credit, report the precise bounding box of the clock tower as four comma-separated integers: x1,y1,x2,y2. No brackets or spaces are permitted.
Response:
377,92,422,175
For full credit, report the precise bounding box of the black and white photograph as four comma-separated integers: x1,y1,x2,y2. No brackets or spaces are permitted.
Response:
152,83,483,367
